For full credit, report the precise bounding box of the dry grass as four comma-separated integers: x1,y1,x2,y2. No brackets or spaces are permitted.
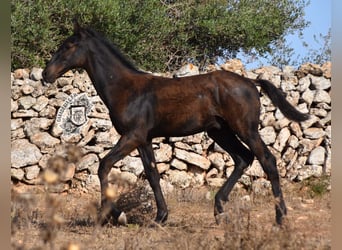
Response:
11,175,331,250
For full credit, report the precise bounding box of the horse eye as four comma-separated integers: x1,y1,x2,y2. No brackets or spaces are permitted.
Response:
66,43,74,49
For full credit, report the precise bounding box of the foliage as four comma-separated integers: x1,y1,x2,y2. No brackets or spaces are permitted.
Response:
302,176,330,198
11,0,309,71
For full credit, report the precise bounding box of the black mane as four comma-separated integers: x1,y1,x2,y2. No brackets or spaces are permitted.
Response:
84,27,145,74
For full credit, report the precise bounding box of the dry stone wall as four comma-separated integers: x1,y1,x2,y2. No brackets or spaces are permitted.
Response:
11,61,331,192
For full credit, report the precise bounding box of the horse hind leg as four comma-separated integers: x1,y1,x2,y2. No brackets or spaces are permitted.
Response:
245,132,287,225
207,128,254,224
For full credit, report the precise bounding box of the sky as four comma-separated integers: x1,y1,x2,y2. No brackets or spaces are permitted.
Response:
241,0,332,70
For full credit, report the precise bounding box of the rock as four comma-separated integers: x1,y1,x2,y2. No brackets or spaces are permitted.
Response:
21,84,35,95
206,177,225,187
322,61,331,78
170,158,187,170
29,132,60,151
154,143,173,163
121,156,144,176
166,170,192,188
30,67,43,81
310,76,331,90
311,108,327,118
299,138,322,154
11,99,18,112
221,59,246,75
18,96,36,109
259,126,276,145
174,63,199,77
297,75,311,92
301,89,315,106
260,112,276,127
208,152,225,170
11,168,25,180
252,178,271,195
273,127,291,152
300,115,319,130
60,163,76,182
39,105,57,118
206,168,219,179
303,128,325,140
12,110,38,118
289,122,303,138
13,68,30,79
308,146,325,165
32,96,49,112
297,165,323,181
85,174,101,191
11,119,24,131
24,118,54,137
56,77,73,87
174,148,211,170
11,139,42,168
297,63,323,77
246,160,265,177
25,165,40,180
77,154,99,174
288,135,299,149
156,163,170,174
313,90,331,103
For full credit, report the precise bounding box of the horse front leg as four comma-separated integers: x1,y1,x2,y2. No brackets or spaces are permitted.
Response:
138,143,168,223
98,135,140,225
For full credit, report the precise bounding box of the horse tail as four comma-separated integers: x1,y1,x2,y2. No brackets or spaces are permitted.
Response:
254,78,310,122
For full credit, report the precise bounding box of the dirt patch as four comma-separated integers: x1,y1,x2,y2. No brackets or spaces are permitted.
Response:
11,178,331,250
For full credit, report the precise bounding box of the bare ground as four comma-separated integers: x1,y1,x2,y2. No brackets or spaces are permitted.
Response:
11,177,331,250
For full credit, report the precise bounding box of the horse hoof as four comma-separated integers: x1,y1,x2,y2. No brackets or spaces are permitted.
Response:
117,212,127,225
215,212,229,225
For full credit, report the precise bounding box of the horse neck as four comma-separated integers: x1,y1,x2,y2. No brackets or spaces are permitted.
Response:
83,39,140,106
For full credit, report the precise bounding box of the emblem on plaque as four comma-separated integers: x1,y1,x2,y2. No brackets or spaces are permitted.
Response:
56,93,92,135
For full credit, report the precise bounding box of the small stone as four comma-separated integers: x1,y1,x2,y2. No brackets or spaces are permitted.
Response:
25,165,40,180
11,99,18,112
77,154,99,174
156,163,170,174
154,143,173,163
313,90,331,103
170,158,187,170
297,76,311,92
308,146,325,165
11,168,25,180
174,63,199,77
12,110,38,118
301,89,315,106
21,84,35,95
246,160,265,177
174,148,211,170
310,76,331,90
121,156,144,176
30,132,60,151
18,96,36,110
259,126,276,145
29,67,43,81
273,127,291,152
32,96,49,112
166,169,192,188
206,177,225,187
11,139,42,168
13,68,30,79
303,128,325,140
208,152,225,170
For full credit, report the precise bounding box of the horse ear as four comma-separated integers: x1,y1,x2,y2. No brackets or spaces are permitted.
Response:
72,17,81,34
